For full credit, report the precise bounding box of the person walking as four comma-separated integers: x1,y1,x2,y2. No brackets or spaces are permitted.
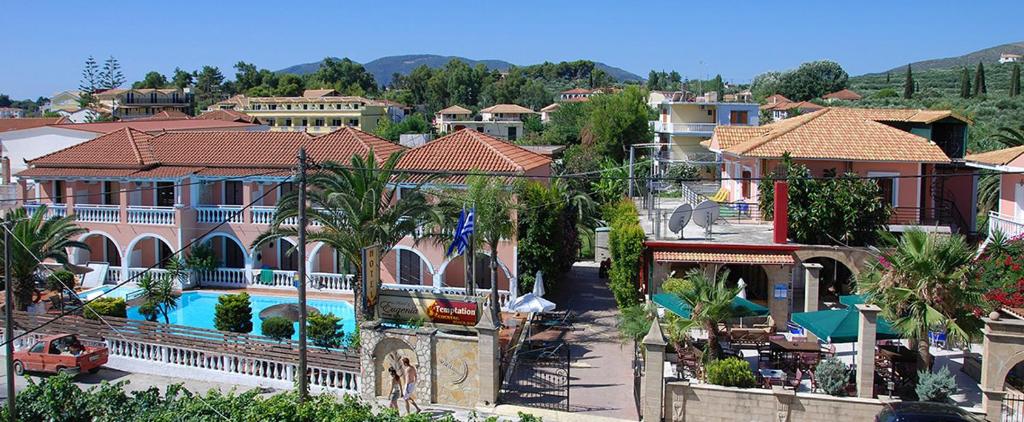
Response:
387,367,402,411
402,357,422,414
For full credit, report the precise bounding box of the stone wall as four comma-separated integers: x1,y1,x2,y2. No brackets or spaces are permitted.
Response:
432,332,479,407
664,381,890,422
359,322,435,402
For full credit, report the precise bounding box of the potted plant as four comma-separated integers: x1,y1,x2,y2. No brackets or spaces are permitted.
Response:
173,242,217,289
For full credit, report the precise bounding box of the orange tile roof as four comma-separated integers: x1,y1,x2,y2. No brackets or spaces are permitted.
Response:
965,146,1024,168
822,89,862,101
126,110,191,121
479,104,534,114
31,128,156,168
196,109,259,124
764,94,792,105
717,107,953,163
397,129,551,182
51,119,256,134
561,88,593,95
848,108,971,124
540,103,560,112
0,117,69,132
436,105,472,115
652,251,794,265
710,126,771,151
302,89,338,98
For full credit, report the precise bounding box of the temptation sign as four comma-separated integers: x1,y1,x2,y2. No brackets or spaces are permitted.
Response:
377,290,480,327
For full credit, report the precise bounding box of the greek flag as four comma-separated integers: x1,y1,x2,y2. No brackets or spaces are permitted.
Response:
445,208,475,257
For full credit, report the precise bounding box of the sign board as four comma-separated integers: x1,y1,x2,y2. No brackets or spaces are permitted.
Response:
362,245,381,317
773,283,789,299
377,289,480,328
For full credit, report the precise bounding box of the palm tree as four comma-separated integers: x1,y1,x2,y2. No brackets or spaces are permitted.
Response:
253,150,436,321
666,269,744,361
0,206,88,311
136,272,178,324
978,125,1024,221
858,229,984,371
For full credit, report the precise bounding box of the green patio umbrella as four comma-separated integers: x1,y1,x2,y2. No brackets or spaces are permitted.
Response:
838,294,867,307
652,293,769,319
790,308,901,343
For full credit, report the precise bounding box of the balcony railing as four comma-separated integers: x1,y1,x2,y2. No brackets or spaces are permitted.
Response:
127,206,175,225
196,206,244,224
23,203,67,219
989,211,1024,240
74,204,120,223
106,266,122,283
197,268,354,293
125,267,171,282
652,121,718,134
197,268,248,286
381,283,512,308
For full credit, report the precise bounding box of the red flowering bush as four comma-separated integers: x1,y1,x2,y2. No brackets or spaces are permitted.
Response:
979,235,1024,308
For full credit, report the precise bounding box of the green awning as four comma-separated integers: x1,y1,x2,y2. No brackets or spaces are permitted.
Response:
839,294,867,307
652,293,769,319
791,308,901,343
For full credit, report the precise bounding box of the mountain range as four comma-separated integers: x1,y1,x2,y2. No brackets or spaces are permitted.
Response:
877,41,1024,74
276,54,644,87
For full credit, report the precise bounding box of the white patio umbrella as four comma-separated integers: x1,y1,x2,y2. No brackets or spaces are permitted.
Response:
533,270,545,297
508,293,556,313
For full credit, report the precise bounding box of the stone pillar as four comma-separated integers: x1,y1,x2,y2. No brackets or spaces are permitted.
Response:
765,265,793,331
643,318,667,421
476,305,500,407
803,263,823,313
855,304,880,398
63,180,75,211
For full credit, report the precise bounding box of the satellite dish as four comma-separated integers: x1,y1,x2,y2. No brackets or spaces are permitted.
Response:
692,200,720,228
668,204,693,234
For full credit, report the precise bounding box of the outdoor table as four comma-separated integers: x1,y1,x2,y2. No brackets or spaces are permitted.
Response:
758,368,786,388
769,338,821,370
877,345,915,362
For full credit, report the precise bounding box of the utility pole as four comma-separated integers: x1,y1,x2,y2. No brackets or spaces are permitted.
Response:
4,221,15,420
296,148,309,402
628,146,635,198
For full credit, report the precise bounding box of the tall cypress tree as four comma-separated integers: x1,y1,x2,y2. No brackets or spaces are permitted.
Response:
903,64,914,99
974,62,987,96
1011,64,1021,97
959,67,972,98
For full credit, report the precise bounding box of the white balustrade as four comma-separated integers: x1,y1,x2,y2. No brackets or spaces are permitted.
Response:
251,207,276,225
106,266,123,283
125,267,171,282
196,206,244,224
126,206,175,225
990,211,1024,241
23,203,67,219
73,204,121,223
197,268,248,287
309,272,353,292
380,283,510,307
105,337,359,395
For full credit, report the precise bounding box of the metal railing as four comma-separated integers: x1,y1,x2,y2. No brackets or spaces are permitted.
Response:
196,205,244,224
73,204,121,223
126,206,175,225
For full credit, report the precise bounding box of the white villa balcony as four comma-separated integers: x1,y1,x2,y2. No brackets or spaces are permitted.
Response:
197,267,353,293
989,211,1024,241
652,121,718,136
196,206,244,224
73,204,121,223
126,206,175,225
23,203,67,219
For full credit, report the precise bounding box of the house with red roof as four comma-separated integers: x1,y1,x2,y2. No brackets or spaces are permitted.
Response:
433,104,534,141
966,146,1024,241
15,127,549,304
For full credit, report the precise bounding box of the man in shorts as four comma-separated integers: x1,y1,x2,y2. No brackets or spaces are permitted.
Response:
402,357,422,414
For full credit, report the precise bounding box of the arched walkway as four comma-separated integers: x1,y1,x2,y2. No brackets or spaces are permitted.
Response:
252,237,298,271
719,264,770,303
380,246,435,286
73,232,123,267
125,233,175,269
371,337,416,397
981,314,1024,419
200,232,249,269
436,252,513,290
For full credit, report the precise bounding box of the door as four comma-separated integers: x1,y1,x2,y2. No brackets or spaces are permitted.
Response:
156,182,175,207
23,341,46,371
224,181,243,206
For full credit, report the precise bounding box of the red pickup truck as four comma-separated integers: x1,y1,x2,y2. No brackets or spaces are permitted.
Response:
12,334,108,376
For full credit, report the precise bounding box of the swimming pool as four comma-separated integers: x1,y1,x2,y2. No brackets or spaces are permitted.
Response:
78,285,143,301
125,291,357,341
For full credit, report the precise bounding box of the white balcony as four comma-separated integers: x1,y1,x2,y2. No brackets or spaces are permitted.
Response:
989,211,1024,241
127,206,175,225
381,283,512,308
196,205,244,224
73,204,121,223
652,121,717,135
23,203,67,219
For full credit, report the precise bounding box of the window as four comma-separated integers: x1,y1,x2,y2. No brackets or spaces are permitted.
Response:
331,119,342,127
730,110,749,124
150,93,157,103
156,182,175,207
224,242,244,268
269,104,277,110
302,104,308,110
508,126,517,141
741,170,752,198
473,254,493,290
103,181,117,205
53,180,65,204
314,118,325,126
318,104,324,110
224,181,243,205
30,342,44,354
398,249,421,285
300,119,308,127
348,118,359,126
284,118,292,127
869,172,899,208
352,103,360,110
158,242,173,268
105,239,121,266
286,105,292,110
476,127,484,133
265,118,275,127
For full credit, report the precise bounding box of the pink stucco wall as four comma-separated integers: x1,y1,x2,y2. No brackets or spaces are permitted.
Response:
1001,174,1024,218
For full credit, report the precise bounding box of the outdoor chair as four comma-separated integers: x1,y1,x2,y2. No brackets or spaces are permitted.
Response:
535,311,575,329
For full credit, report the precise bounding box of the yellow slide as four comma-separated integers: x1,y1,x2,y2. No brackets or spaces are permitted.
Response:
707,187,729,203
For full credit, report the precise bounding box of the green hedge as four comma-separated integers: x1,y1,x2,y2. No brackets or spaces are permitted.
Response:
261,317,295,342
82,297,126,320
706,358,756,388
605,198,644,308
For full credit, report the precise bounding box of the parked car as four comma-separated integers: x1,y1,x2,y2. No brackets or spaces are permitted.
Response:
12,334,108,376
875,402,986,422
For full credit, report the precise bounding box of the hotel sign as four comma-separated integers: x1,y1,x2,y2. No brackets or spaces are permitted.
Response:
377,289,480,327
362,245,381,317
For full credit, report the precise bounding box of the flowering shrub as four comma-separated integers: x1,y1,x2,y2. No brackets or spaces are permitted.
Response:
979,234,1024,309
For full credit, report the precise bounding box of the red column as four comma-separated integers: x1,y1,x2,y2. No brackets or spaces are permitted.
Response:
773,181,789,244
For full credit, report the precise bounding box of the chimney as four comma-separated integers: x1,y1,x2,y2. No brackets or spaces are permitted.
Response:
773,181,788,243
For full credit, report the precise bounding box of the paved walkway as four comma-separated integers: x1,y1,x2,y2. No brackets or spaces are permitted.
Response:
549,261,638,420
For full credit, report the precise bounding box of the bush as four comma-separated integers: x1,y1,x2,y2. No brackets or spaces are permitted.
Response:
517,181,580,294
664,163,700,183
916,366,957,402
705,358,756,388
46,270,76,293
661,277,694,295
214,292,253,333
607,199,645,308
308,312,344,348
261,317,295,342
815,357,851,396
82,297,126,320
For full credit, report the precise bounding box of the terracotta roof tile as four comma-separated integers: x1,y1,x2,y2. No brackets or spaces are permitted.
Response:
0,117,68,132
561,88,593,95
540,103,560,112
30,128,156,168
652,251,794,265
822,89,862,101
52,119,256,134
397,129,551,182
436,105,472,115
16,167,140,178
302,89,338,98
718,107,953,163
479,104,534,114
127,110,191,121
965,146,1024,168
196,109,259,124
307,126,406,162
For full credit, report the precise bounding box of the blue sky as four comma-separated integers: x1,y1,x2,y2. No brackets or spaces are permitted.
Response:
2,0,1022,99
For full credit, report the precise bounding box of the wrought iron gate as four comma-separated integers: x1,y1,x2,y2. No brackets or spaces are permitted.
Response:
499,341,570,411
1005,392,1024,422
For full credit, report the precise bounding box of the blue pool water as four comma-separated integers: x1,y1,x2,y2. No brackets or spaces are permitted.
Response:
79,285,143,301
125,291,356,341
